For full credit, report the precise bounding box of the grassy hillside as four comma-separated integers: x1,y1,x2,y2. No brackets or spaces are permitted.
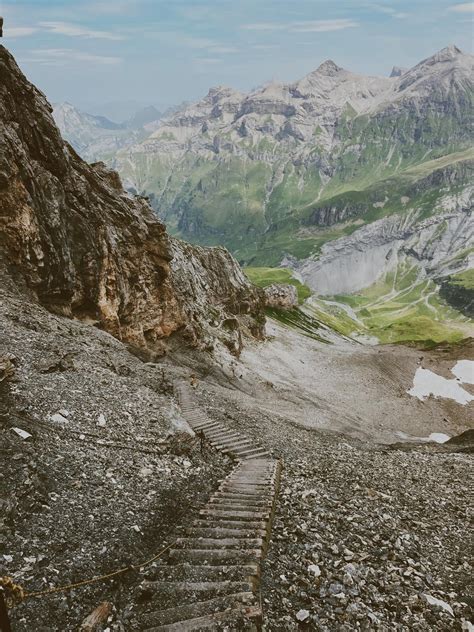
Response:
449,268,474,290
307,264,472,347
244,267,312,304
136,150,472,268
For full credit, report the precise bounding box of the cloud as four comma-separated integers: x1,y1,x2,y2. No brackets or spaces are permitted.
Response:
7,27,38,38
448,2,474,12
149,32,239,54
24,48,122,65
243,19,358,33
40,21,124,40
242,23,285,31
178,36,218,49
370,4,409,18
291,19,359,32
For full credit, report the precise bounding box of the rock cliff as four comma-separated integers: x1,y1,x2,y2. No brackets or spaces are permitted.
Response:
0,46,264,354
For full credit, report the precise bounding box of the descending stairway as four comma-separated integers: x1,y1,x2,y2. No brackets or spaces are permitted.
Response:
138,384,281,631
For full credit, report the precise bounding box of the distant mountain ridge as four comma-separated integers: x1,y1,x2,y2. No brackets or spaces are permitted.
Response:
108,45,472,294
52,101,163,162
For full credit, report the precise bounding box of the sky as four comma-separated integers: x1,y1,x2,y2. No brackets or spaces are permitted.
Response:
1,0,473,120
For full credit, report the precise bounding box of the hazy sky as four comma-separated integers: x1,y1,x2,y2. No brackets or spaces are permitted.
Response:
2,0,473,119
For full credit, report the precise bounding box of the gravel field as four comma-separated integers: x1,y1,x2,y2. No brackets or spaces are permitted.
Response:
0,286,231,631
1,288,472,631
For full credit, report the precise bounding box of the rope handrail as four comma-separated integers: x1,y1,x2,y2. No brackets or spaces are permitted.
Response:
0,539,177,608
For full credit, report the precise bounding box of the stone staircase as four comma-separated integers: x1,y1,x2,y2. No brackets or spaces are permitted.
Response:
138,384,281,631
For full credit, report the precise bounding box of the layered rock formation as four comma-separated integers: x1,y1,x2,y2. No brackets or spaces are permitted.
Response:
0,46,264,355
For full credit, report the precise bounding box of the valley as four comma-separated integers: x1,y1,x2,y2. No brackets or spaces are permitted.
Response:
0,23,472,632
54,46,473,346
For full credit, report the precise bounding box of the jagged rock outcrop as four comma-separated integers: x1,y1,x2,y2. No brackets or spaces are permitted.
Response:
0,46,264,354
389,66,407,78
296,208,473,295
263,284,298,309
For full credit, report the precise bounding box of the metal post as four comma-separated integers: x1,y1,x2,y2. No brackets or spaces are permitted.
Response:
197,429,205,454
0,590,12,632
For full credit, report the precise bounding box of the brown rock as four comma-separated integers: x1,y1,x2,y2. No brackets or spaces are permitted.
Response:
264,284,298,309
0,46,264,354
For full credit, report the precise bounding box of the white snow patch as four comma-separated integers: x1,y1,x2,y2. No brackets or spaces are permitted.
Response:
451,359,474,384
394,430,451,443
424,432,451,443
408,367,474,405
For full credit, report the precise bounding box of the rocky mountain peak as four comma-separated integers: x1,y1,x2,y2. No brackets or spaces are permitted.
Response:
389,66,407,78
314,59,343,75
206,85,240,103
125,104,161,129
395,44,472,94
418,44,465,68
436,44,463,59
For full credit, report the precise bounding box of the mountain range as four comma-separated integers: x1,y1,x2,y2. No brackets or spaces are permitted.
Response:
52,102,164,162
55,45,473,342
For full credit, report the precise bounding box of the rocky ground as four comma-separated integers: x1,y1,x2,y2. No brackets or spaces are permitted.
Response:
1,281,472,631
191,382,473,631
0,282,231,631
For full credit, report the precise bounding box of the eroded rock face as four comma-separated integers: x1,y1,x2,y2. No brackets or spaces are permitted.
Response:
170,240,265,354
0,45,264,353
264,284,298,309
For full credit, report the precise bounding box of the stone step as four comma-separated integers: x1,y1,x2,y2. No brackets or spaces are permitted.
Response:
206,430,242,441
215,441,254,451
168,549,261,565
222,476,274,485
219,486,269,494
148,564,259,583
194,519,267,530
175,538,263,550
205,503,269,514
144,605,261,631
213,492,272,501
221,481,270,489
141,592,257,627
182,527,267,539
193,422,223,432
141,580,255,607
208,498,270,509
219,486,272,494
237,450,271,459
199,509,269,521
212,436,252,445
233,464,275,471
243,453,271,460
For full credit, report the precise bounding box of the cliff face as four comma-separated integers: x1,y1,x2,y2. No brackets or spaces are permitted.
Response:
0,46,264,353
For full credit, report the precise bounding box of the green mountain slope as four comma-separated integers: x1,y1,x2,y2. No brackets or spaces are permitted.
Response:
113,46,472,276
